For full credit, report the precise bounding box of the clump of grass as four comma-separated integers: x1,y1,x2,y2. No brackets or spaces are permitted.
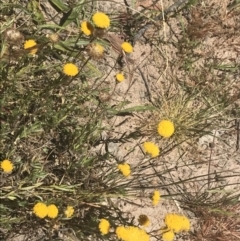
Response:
138,88,224,149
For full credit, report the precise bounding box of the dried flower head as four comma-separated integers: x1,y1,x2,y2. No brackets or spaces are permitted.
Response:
81,21,94,36
164,214,190,233
116,73,125,82
47,204,58,219
118,163,131,177
162,230,175,241
121,42,133,53
152,190,160,206
1,159,13,173
48,33,59,43
33,202,48,219
116,226,150,241
138,214,150,227
65,206,74,218
63,63,79,77
157,120,175,138
87,43,105,59
4,28,24,44
24,39,38,55
143,142,160,157
99,219,110,235
92,12,110,28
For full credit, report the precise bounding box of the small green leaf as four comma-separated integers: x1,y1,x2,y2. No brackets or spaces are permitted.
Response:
108,105,156,115
38,24,67,30
49,0,69,13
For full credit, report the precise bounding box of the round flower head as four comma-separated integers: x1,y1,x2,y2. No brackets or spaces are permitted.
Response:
33,202,48,219
24,39,38,54
99,218,110,235
138,214,150,227
63,63,79,77
65,206,74,218
92,12,110,28
180,215,191,231
4,28,23,44
1,159,13,173
87,43,105,59
48,33,59,43
116,226,150,241
162,230,175,241
157,120,175,138
47,204,58,219
164,214,190,233
121,42,133,53
143,142,160,157
116,73,125,82
152,190,160,206
118,163,131,177
81,21,94,36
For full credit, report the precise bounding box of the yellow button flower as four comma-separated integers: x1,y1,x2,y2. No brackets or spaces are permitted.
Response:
118,163,131,177
1,159,13,173
33,202,48,219
152,190,160,206
63,63,79,77
116,73,125,82
47,204,58,219
65,206,74,218
157,120,175,138
143,142,160,157
162,230,175,241
92,12,110,28
121,42,133,53
116,226,150,241
99,218,110,235
164,214,190,233
81,21,94,36
24,39,38,55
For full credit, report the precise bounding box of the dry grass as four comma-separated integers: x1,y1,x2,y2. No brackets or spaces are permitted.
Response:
190,202,240,241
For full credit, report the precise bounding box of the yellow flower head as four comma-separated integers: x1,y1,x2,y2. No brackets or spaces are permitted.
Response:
157,120,175,138
143,142,160,158
33,202,48,219
121,42,133,53
118,163,131,177
116,226,150,241
87,43,105,59
63,63,79,77
138,214,150,227
65,206,74,218
81,21,94,36
152,190,160,206
24,39,38,54
99,218,110,235
116,73,125,82
164,214,190,233
92,12,110,28
1,159,13,173
47,204,58,219
162,230,175,241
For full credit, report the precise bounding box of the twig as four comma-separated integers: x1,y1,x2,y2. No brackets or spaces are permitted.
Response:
236,119,239,151
137,66,154,104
